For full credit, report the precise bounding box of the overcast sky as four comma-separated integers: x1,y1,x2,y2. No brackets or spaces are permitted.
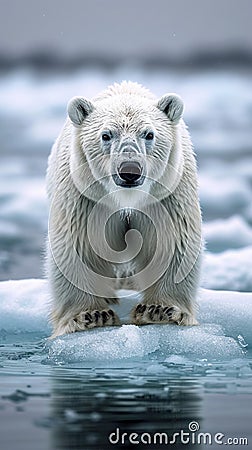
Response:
1,0,252,60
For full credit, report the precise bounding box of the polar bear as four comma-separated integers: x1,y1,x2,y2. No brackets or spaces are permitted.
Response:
46,81,202,338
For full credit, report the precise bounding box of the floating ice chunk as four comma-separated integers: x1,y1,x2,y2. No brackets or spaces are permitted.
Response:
159,324,242,359
47,321,242,364
47,325,160,363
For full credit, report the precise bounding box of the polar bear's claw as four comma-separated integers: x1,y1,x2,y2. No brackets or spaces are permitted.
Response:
131,303,195,326
72,308,120,331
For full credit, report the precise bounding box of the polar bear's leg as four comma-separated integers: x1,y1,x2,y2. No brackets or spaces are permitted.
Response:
131,270,199,326
49,264,120,338
131,250,201,326
50,306,120,339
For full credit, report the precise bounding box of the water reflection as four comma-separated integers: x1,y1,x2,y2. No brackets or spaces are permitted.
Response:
1,352,252,450
50,369,202,449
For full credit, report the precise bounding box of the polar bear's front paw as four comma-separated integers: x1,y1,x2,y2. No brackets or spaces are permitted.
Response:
131,304,198,326
73,309,120,331
50,309,121,338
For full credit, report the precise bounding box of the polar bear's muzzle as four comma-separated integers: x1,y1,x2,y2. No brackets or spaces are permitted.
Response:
112,158,145,188
113,161,144,187
118,161,143,185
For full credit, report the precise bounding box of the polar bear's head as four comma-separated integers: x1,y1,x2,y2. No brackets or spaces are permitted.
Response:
68,82,185,206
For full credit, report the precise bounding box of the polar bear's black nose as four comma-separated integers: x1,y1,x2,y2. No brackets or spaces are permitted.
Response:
118,161,142,184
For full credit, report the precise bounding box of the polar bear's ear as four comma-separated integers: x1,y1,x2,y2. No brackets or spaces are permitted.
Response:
67,96,94,126
157,94,184,124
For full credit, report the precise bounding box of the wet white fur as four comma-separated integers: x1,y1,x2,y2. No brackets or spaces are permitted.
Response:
46,81,202,337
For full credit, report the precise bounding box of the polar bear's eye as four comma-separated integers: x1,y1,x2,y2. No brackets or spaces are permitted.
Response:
145,132,154,141
102,133,111,142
